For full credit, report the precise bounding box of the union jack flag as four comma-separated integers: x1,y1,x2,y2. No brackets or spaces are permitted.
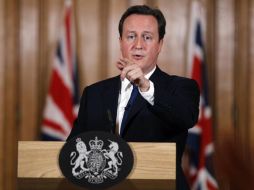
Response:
41,0,79,140
186,1,218,189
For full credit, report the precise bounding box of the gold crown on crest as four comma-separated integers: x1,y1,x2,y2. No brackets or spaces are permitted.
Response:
89,136,103,150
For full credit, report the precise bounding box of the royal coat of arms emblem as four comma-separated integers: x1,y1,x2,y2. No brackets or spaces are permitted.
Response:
59,131,133,189
70,136,123,184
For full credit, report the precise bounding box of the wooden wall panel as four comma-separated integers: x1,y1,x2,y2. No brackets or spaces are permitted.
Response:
98,0,109,79
157,0,188,77
4,0,19,189
250,0,254,150
19,0,40,140
234,0,251,148
37,0,63,137
107,0,128,77
215,0,235,132
0,0,5,188
76,0,101,87
206,0,216,131
129,0,147,6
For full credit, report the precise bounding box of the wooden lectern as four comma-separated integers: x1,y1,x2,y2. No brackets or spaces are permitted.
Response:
17,141,176,190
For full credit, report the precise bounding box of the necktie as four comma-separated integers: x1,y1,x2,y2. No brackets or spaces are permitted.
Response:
120,85,138,136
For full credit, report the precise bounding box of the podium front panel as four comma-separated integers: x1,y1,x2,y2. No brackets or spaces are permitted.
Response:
18,141,176,190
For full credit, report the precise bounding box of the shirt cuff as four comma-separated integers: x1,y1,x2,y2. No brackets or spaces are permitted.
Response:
139,80,154,105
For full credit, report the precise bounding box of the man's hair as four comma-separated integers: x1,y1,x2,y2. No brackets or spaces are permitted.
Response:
118,5,166,41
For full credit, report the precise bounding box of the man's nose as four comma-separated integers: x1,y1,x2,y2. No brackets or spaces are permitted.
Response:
134,37,143,49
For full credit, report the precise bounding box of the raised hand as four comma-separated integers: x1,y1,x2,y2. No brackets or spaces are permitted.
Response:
116,58,150,92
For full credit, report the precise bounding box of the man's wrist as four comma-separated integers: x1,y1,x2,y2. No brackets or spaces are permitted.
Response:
139,80,155,105
139,79,150,92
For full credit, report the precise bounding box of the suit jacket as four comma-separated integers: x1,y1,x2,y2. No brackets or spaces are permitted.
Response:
67,67,200,190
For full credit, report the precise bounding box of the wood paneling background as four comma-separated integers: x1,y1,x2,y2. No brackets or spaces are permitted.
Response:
0,0,254,189
251,0,254,150
0,0,4,187
215,0,235,134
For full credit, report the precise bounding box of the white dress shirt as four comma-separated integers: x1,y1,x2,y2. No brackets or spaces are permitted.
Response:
116,67,156,134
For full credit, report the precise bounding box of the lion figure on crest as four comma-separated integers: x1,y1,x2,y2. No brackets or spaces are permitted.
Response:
70,138,90,176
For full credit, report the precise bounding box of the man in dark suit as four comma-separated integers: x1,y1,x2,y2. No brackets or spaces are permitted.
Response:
67,5,200,190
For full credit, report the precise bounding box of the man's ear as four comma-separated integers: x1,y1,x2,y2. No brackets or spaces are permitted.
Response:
158,39,164,53
119,37,123,52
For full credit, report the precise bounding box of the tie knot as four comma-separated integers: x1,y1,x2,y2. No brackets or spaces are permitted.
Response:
132,84,138,90
131,85,138,97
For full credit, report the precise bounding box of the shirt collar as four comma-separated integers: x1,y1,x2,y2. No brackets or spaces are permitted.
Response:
145,66,156,79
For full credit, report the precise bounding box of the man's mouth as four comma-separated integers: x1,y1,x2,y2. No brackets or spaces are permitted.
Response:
132,54,144,60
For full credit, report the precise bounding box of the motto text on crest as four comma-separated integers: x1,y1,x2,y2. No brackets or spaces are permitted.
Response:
70,137,123,184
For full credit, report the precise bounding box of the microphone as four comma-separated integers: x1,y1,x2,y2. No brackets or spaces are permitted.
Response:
106,109,114,134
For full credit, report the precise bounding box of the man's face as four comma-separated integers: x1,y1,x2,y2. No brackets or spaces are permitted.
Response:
119,14,163,74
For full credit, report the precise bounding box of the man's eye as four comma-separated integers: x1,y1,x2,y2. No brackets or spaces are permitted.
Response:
143,35,152,41
127,34,135,40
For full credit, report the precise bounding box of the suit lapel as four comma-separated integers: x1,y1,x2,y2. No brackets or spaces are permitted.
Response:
149,66,163,84
101,76,121,130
